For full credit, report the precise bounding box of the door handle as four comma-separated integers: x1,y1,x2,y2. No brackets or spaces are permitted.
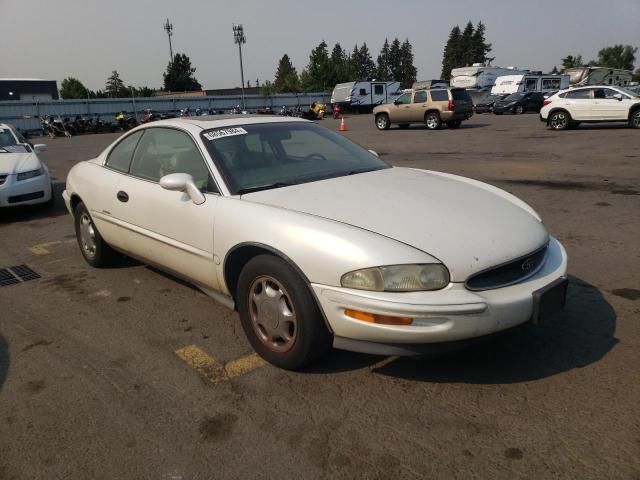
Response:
117,191,129,203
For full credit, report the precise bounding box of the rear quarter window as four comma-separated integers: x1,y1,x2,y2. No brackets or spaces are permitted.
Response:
430,90,449,102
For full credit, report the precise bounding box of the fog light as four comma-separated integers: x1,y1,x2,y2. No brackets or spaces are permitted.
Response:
344,309,413,326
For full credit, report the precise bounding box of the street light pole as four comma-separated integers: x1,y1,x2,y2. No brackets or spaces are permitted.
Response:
232,23,247,110
164,18,174,64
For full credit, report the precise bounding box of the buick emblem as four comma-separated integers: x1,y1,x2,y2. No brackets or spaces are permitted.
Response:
521,258,535,272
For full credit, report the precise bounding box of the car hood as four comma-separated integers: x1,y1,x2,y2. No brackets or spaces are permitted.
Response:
242,167,549,281
0,152,41,175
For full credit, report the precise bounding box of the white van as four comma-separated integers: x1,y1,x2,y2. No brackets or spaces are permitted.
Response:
492,74,570,95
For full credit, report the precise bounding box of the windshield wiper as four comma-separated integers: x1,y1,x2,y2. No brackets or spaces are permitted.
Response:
347,167,380,176
237,182,293,195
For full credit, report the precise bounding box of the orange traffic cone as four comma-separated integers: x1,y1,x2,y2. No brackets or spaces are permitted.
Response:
339,116,347,132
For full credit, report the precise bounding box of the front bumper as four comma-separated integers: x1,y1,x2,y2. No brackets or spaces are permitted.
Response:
62,189,73,215
0,171,51,207
312,236,568,355
493,104,516,114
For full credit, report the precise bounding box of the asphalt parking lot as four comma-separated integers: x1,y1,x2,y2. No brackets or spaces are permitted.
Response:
1,113,639,479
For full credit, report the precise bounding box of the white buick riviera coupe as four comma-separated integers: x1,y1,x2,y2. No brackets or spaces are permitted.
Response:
63,116,568,369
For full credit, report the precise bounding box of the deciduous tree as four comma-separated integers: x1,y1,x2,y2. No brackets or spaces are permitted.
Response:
60,77,88,99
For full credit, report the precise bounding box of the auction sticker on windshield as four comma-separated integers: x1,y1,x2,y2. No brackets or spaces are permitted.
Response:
203,127,248,141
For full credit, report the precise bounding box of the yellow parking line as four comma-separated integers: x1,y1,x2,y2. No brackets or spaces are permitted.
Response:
175,346,266,384
29,241,62,255
224,352,266,379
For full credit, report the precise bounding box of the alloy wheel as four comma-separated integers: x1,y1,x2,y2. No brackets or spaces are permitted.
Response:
550,112,568,130
79,213,97,258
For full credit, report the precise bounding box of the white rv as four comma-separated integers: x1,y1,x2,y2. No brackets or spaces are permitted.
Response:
451,64,526,102
491,74,570,95
330,81,402,111
565,67,633,87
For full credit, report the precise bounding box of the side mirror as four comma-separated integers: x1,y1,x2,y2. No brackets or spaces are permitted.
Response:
159,173,206,205
393,100,400,105
33,144,47,153
612,93,623,101
368,149,379,157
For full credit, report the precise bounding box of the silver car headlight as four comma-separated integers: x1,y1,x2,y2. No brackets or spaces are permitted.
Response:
341,264,450,292
17,167,43,181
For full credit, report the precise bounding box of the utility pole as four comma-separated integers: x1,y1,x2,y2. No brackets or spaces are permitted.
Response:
232,23,246,110
164,18,174,64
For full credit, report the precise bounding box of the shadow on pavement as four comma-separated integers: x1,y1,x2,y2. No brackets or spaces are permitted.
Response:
0,180,67,224
0,335,9,391
314,275,618,383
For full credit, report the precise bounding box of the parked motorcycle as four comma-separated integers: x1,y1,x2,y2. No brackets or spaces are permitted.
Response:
332,103,341,119
41,115,71,138
115,111,138,131
140,109,158,124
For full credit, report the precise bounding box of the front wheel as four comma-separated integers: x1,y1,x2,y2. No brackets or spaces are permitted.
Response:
424,112,441,130
630,109,640,129
548,110,571,130
375,113,390,130
446,120,462,129
237,255,332,370
74,202,118,267
514,104,524,114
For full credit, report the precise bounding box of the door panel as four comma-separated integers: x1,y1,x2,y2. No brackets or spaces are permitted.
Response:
387,92,412,122
409,90,428,121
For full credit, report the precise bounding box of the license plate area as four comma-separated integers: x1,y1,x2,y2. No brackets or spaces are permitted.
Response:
531,277,568,324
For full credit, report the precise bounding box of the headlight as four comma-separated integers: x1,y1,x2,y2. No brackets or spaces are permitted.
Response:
17,168,43,181
341,264,450,292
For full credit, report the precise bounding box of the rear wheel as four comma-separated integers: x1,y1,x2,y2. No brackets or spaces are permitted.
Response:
630,109,640,129
424,112,441,130
514,104,525,114
237,255,332,370
74,202,118,267
548,110,571,130
375,113,390,130
446,120,462,129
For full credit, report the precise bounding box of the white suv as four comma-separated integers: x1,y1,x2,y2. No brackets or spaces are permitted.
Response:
540,86,640,130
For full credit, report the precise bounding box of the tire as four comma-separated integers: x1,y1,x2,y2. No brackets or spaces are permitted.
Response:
446,120,462,129
398,123,410,129
514,104,524,114
548,110,571,130
375,113,390,130
424,112,441,130
237,254,332,370
74,202,118,267
630,109,640,129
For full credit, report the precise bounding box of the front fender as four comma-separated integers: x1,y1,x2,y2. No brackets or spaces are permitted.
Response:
214,197,439,295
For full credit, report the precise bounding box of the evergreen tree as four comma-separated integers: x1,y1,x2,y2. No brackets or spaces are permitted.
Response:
376,38,392,80
550,66,559,74
60,77,89,99
301,41,331,91
329,43,351,85
399,39,417,88
105,70,127,97
440,26,462,80
274,54,301,93
350,43,375,80
460,21,475,67
163,53,202,92
389,38,403,81
471,21,492,65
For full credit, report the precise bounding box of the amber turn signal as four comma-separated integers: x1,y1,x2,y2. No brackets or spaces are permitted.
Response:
344,309,413,326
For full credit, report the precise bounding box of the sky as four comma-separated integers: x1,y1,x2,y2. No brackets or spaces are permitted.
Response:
1,0,638,91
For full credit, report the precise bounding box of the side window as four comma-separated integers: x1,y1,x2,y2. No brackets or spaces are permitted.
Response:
105,130,144,173
413,91,428,103
565,89,592,99
430,90,449,102
130,128,216,193
602,89,619,99
373,85,384,95
525,78,538,91
395,92,411,104
359,88,367,96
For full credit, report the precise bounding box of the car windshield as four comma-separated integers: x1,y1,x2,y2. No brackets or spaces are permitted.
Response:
0,128,30,153
619,87,640,98
505,93,526,101
201,122,390,195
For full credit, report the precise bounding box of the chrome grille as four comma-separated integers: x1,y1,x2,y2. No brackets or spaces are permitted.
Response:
465,245,548,291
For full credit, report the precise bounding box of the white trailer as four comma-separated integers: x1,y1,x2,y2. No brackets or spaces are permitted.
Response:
451,64,526,102
565,67,633,87
491,74,570,95
330,81,402,111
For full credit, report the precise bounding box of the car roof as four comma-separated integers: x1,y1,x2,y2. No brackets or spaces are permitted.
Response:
156,114,310,130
